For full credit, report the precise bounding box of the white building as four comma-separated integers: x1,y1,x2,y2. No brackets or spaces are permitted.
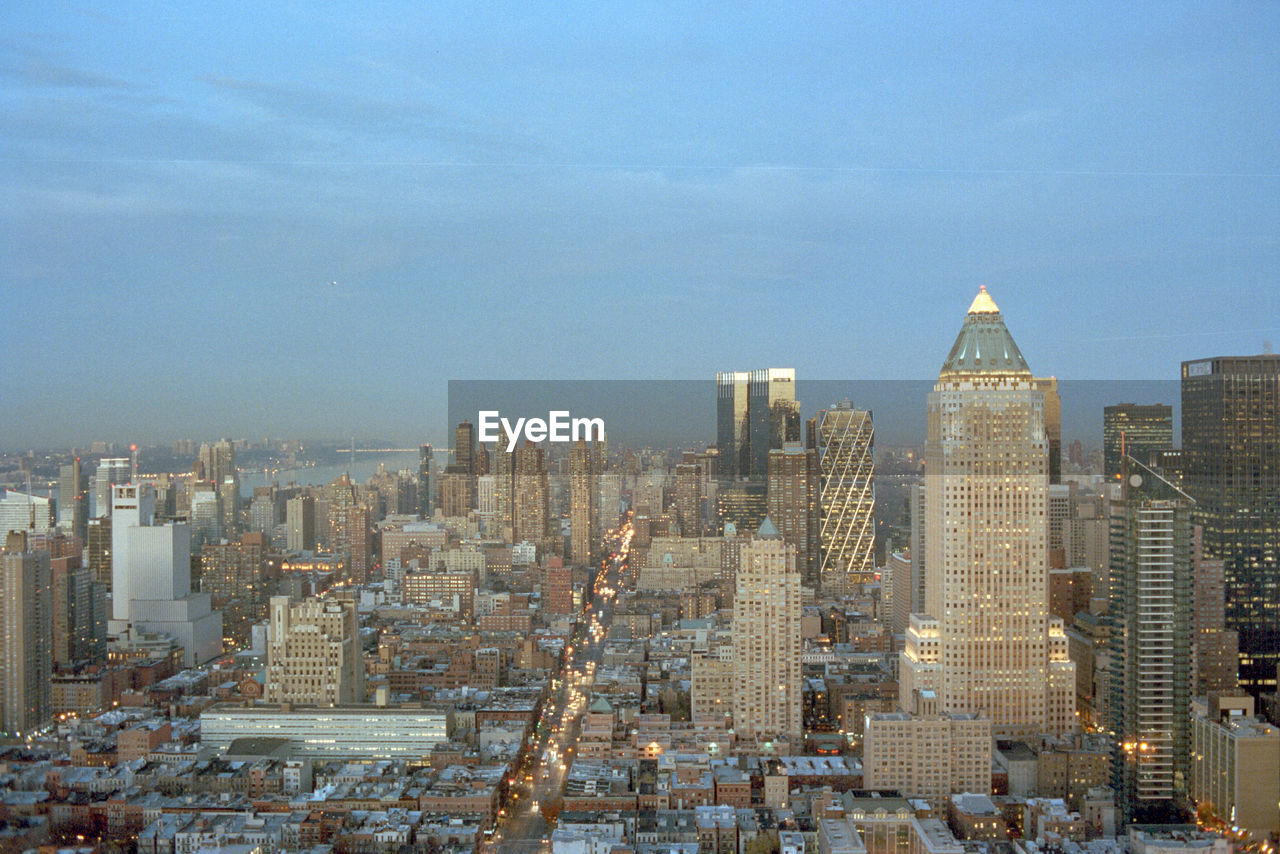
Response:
110,484,221,665
199,703,449,760
0,491,54,534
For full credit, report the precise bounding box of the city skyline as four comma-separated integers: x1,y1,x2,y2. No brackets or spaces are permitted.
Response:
4,6,1280,845
4,5,1280,445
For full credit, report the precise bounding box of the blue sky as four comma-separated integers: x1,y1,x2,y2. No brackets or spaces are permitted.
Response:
3,2,1278,447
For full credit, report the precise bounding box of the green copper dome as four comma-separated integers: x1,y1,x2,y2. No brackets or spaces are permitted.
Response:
939,286,1031,375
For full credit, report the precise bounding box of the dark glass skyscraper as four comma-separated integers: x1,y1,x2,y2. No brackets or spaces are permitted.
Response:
454,420,477,475
747,368,798,480
1181,355,1280,693
718,368,798,481
1104,403,1174,481
716,371,750,479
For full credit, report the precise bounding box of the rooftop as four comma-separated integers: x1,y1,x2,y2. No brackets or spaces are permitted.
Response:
940,287,1031,375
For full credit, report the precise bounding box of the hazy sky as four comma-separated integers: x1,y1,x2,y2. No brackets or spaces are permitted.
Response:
3,3,1278,448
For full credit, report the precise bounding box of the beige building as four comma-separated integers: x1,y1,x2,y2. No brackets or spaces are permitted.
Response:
402,569,475,616
265,595,364,705
638,536,724,591
732,520,802,740
692,650,735,718
1189,694,1279,840
569,438,597,564
0,533,52,737
862,700,992,801
513,442,549,544
900,287,1075,736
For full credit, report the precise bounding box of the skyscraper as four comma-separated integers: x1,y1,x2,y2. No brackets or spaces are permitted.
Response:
674,461,706,538
455,421,477,475
58,458,87,541
492,432,514,539
1107,456,1193,823
91,457,130,518
1181,355,1280,693
440,421,478,518
1032,376,1063,484
328,474,359,574
0,532,52,737
748,369,799,480
569,438,597,564
417,443,434,518
198,439,239,538
50,552,94,667
716,371,751,479
189,487,221,547
1103,404,1174,481
732,518,802,742
899,287,1075,736
766,443,820,588
86,515,112,587
285,495,316,552
438,466,474,518
907,483,927,621
1190,525,1238,696
810,402,875,592
513,442,549,545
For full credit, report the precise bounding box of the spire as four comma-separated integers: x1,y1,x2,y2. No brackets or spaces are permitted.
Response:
940,286,1031,375
967,285,1000,314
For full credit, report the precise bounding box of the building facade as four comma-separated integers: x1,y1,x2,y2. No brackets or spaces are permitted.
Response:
1104,404,1174,480
1181,354,1280,693
810,402,875,593
900,287,1075,736
1107,456,1193,823
265,595,364,705
766,443,820,588
732,519,802,741
0,533,52,737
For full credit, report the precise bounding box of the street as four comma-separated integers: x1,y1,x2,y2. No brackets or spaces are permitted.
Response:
485,519,633,853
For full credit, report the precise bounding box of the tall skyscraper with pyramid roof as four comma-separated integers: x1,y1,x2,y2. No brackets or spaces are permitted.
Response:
899,287,1076,736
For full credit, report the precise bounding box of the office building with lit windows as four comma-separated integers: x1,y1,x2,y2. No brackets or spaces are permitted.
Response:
810,401,875,592
748,368,799,480
1103,404,1173,480
265,595,364,706
899,287,1075,736
1106,456,1193,823
766,443,820,587
0,533,52,737
1181,354,1280,693
732,518,802,741
200,703,449,760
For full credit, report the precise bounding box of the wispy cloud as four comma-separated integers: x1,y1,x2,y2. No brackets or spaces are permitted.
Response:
198,74,544,162
0,49,134,90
